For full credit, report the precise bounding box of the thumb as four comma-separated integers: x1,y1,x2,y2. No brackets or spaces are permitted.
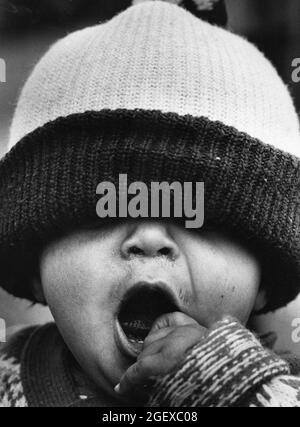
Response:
142,312,206,350
150,312,199,333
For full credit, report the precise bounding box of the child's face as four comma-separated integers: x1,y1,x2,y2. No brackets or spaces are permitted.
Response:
39,220,261,398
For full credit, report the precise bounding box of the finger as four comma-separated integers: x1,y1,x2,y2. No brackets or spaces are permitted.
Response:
150,312,198,334
116,355,162,395
141,324,207,362
115,380,154,405
142,321,208,360
117,349,185,396
165,326,207,355
138,335,166,360
141,313,195,350
143,326,175,348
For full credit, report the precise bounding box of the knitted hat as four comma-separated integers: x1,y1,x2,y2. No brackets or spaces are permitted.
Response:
1,0,300,312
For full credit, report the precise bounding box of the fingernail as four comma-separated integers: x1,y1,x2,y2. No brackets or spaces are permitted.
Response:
114,384,121,394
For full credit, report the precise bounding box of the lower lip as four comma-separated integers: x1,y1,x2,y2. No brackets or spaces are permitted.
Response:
115,319,144,360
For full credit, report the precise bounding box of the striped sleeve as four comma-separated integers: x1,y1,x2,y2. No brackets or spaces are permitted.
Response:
248,376,300,407
148,318,300,407
0,328,35,407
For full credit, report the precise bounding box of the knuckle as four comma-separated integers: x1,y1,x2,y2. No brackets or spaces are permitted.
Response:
136,357,152,375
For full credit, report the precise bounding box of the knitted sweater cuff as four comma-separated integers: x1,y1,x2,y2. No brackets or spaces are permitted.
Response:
147,318,290,407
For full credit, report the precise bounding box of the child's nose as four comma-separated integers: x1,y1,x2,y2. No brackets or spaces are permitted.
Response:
121,222,180,260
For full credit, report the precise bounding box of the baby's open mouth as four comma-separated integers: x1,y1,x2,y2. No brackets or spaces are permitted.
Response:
116,284,178,358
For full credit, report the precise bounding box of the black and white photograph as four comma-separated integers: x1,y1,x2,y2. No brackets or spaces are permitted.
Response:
0,0,300,410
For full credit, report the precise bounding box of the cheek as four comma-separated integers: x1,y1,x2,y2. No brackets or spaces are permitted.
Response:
39,239,118,326
185,237,261,326
41,248,91,313
39,242,129,390
218,259,261,324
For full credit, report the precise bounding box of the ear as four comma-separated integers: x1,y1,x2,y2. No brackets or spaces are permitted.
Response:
252,289,267,314
32,274,46,305
247,289,267,331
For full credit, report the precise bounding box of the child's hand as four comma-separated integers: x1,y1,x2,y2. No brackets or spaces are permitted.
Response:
115,312,207,401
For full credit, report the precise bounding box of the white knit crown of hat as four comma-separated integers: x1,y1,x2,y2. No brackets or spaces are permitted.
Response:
9,0,300,157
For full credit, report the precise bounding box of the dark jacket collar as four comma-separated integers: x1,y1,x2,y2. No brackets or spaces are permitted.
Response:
20,323,124,407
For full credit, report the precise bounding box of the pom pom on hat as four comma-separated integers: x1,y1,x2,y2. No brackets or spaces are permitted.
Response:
132,0,220,9
132,0,227,25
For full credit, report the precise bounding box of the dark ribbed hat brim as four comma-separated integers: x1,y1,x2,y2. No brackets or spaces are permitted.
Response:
0,109,299,312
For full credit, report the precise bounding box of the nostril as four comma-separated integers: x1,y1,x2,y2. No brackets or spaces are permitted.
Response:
128,246,144,256
127,245,172,258
158,247,172,257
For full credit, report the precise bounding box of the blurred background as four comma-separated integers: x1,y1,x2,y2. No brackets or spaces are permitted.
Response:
0,0,300,351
